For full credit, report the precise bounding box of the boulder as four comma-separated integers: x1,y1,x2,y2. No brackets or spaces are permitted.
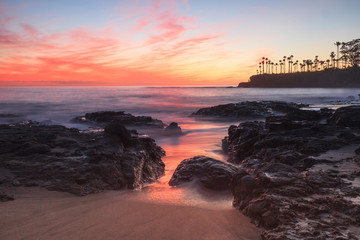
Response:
169,155,238,190
0,123,165,195
191,101,308,118
225,105,360,239
329,105,360,127
0,192,14,202
164,122,182,135
72,111,165,128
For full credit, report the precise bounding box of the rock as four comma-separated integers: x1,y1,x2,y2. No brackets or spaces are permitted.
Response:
164,122,182,135
223,122,266,163
12,179,21,186
169,155,238,190
191,101,308,119
104,122,132,147
0,123,165,196
329,105,360,127
223,115,350,164
72,111,165,128
0,192,14,202
225,105,360,239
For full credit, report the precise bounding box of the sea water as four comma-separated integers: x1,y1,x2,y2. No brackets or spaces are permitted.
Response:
1,86,359,206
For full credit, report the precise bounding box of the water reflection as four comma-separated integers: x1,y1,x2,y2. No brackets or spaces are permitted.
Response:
137,118,236,207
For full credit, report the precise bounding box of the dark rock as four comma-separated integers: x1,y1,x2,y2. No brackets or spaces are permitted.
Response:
72,111,165,128
164,122,182,135
220,104,360,239
0,123,165,196
169,155,238,190
355,146,360,155
191,101,308,119
223,114,353,164
0,192,14,202
329,105,360,127
104,122,132,147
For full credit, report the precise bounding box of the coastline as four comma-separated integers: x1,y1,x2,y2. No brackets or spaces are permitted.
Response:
0,187,261,240
1,88,360,239
239,68,360,88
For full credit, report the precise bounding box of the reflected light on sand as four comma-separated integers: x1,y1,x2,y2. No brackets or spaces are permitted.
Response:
137,119,236,208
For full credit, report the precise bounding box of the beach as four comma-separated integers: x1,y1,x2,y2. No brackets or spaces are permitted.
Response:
1,86,360,239
0,187,261,240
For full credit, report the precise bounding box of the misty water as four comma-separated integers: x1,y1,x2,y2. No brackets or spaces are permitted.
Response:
1,86,360,207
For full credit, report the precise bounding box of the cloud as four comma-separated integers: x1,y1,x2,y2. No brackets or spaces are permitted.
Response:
0,0,241,86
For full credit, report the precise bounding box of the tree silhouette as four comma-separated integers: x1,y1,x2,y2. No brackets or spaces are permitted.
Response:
330,52,336,68
254,38,360,75
326,59,330,68
340,38,360,67
334,41,341,68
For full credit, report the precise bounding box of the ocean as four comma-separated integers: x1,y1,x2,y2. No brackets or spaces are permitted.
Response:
1,86,359,206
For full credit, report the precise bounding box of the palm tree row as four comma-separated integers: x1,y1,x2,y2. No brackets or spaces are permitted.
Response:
256,39,360,75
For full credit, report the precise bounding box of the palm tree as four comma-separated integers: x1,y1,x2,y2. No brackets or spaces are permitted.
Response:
326,59,330,68
330,52,335,68
334,41,341,68
305,60,313,71
314,56,318,71
283,56,287,73
275,63,278,74
265,58,269,74
279,60,282,73
294,60,299,72
289,55,294,73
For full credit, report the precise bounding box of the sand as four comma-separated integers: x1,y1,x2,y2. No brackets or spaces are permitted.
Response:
0,187,261,240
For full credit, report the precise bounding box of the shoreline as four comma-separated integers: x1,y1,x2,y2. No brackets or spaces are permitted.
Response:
0,187,261,240
239,68,360,88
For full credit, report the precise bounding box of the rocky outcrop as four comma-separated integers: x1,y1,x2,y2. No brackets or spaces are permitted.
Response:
164,122,182,135
238,68,360,88
72,111,165,128
328,105,360,127
0,122,165,196
191,101,309,119
73,111,183,136
0,192,14,202
223,109,350,165
230,165,360,239
169,156,238,190
223,106,360,239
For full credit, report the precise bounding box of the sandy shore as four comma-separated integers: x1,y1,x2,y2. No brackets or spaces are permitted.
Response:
0,187,261,240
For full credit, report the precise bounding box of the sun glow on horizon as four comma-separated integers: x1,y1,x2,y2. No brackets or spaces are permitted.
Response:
0,0,359,86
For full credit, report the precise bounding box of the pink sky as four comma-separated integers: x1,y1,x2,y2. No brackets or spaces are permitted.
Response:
0,0,359,86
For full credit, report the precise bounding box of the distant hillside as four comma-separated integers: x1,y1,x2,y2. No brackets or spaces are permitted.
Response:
238,67,360,88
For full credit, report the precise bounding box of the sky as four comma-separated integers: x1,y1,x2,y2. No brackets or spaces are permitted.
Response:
0,0,359,86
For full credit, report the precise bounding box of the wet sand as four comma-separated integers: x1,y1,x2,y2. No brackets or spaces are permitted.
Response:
0,187,261,240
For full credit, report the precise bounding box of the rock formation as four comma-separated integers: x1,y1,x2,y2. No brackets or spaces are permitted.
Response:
0,122,165,196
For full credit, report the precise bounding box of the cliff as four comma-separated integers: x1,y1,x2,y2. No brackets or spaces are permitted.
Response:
238,67,360,88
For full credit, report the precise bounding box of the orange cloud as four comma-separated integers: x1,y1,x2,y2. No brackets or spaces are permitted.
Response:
0,1,247,86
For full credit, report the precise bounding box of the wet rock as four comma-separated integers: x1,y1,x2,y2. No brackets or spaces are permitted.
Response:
191,101,308,118
223,117,349,165
0,123,165,196
329,105,360,127
225,107,360,239
73,111,165,128
169,155,238,190
164,122,182,135
104,122,132,147
0,192,14,202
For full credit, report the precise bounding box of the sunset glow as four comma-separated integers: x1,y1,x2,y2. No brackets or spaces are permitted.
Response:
1,0,359,86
